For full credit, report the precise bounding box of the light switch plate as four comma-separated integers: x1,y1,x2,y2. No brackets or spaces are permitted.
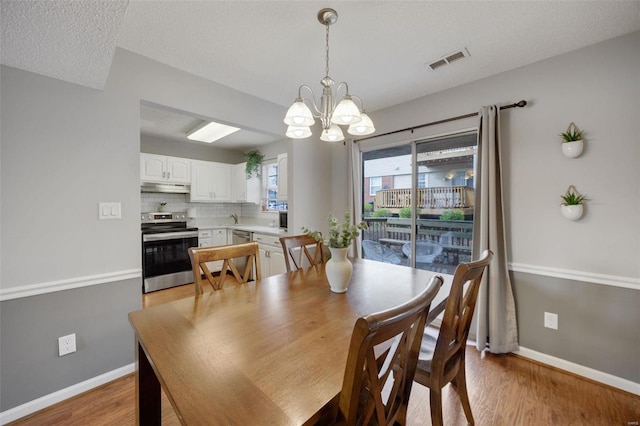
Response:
99,202,122,219
544,312,558,330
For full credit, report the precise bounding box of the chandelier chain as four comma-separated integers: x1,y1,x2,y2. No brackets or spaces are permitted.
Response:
325,22,330,78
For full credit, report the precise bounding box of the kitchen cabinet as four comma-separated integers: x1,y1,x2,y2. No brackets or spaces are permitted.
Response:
198,228,228,272
253,233,286,277
140,153,190,184
190,160,232,202
233,163,261,203
277,153,288,201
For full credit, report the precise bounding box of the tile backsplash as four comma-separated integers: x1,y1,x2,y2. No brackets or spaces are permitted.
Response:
141,193,276,226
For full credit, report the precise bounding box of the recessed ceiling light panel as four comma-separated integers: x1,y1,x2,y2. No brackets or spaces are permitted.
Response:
187,121,240,143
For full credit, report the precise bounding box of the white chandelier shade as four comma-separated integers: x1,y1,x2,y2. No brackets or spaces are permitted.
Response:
283,8,374,142
320,124,344,142
347,111,375,136
283,98,315,127
286,125,313,139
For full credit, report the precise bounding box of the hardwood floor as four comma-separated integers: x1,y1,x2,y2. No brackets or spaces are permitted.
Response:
8,284,639,426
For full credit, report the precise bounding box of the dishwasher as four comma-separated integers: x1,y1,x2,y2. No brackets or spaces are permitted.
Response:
231,230,252,272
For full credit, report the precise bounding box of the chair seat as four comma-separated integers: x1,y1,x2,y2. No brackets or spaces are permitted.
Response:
417,326,439,373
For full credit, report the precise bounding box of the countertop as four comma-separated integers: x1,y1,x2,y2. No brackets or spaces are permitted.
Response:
196,224,288,237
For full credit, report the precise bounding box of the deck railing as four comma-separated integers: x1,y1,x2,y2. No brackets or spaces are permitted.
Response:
361,217,474,266
373,186,474,210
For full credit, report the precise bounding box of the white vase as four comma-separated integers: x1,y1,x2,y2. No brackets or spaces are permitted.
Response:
326,247,353,293
561,204,583,221
561,140,583,158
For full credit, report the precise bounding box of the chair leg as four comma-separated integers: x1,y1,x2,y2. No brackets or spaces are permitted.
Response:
453,364,475,425
429,388,444,426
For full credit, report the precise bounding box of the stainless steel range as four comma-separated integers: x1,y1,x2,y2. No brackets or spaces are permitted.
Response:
141,212,198,293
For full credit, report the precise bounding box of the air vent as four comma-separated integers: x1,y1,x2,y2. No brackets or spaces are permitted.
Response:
427,48,470,71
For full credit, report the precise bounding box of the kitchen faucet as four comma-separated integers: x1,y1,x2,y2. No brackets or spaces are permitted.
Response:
230,213,238,224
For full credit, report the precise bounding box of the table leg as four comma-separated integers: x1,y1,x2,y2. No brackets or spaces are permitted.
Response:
136,340,161,425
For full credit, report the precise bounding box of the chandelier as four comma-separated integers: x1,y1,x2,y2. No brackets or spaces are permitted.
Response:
283,8,375,142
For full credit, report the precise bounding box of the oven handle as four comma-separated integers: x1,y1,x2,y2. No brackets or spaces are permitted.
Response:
143,231,199,242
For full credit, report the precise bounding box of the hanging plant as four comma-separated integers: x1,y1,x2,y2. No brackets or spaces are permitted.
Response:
243,150,264,179
559,122,585,142
560,185,588,221
559,122,585,158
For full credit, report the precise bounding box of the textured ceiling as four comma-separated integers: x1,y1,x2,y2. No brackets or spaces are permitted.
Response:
1,0,128,90
2,1,640,148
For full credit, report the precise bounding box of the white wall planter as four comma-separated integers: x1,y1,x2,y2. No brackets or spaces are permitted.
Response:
562,140,584,158
561,204,584,221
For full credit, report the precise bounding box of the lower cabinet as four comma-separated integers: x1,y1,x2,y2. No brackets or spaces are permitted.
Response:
253,233,286,277
198,228,228,272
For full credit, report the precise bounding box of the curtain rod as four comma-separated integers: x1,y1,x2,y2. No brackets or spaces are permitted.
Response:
353,100,527,143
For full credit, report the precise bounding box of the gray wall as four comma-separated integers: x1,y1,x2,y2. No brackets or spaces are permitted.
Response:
140,133,244,164
0,48,287,412
333,31,640,381
0,279,140,409
512,271,639,381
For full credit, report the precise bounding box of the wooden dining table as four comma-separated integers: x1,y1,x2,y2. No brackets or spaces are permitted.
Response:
128,257,447,425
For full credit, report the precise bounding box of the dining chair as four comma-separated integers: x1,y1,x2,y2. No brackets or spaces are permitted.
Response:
279,234,326,272
332,274,444,425
413,249,493,426
188,241,261,294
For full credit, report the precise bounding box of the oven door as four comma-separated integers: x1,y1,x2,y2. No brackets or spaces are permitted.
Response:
142,231,198,293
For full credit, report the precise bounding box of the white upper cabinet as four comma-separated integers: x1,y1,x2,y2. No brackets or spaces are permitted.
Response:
277,153,288,201
190,160,231,202
140,154,190,184
190,160,215,202
233,163,261,203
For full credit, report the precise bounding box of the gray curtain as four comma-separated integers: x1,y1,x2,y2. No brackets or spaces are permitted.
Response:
473,105,519,354
348,140,363,258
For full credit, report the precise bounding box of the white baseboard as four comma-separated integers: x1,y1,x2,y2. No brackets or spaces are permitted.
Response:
514,346,640,396
0,363,135,425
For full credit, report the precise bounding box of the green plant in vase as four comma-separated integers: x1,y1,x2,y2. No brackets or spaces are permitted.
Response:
302,211,367,249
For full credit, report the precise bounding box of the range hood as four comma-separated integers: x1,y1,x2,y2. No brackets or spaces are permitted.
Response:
140,183,190,194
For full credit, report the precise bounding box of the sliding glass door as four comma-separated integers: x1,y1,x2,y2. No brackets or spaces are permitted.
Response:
360,132,477,274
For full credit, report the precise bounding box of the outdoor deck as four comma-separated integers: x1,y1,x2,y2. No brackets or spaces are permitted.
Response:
361,217,473,274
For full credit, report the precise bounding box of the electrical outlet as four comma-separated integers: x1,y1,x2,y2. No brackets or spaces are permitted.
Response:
58,333,76,356
544,312,558,330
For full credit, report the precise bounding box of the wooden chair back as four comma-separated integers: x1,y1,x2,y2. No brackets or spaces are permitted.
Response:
414,249,493,426
335,275,443,425
279,234,326,272
188,242,261,295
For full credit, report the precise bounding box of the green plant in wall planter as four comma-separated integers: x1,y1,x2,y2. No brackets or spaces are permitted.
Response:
559,122,585,158
560,185,588,221
243,150,264,179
